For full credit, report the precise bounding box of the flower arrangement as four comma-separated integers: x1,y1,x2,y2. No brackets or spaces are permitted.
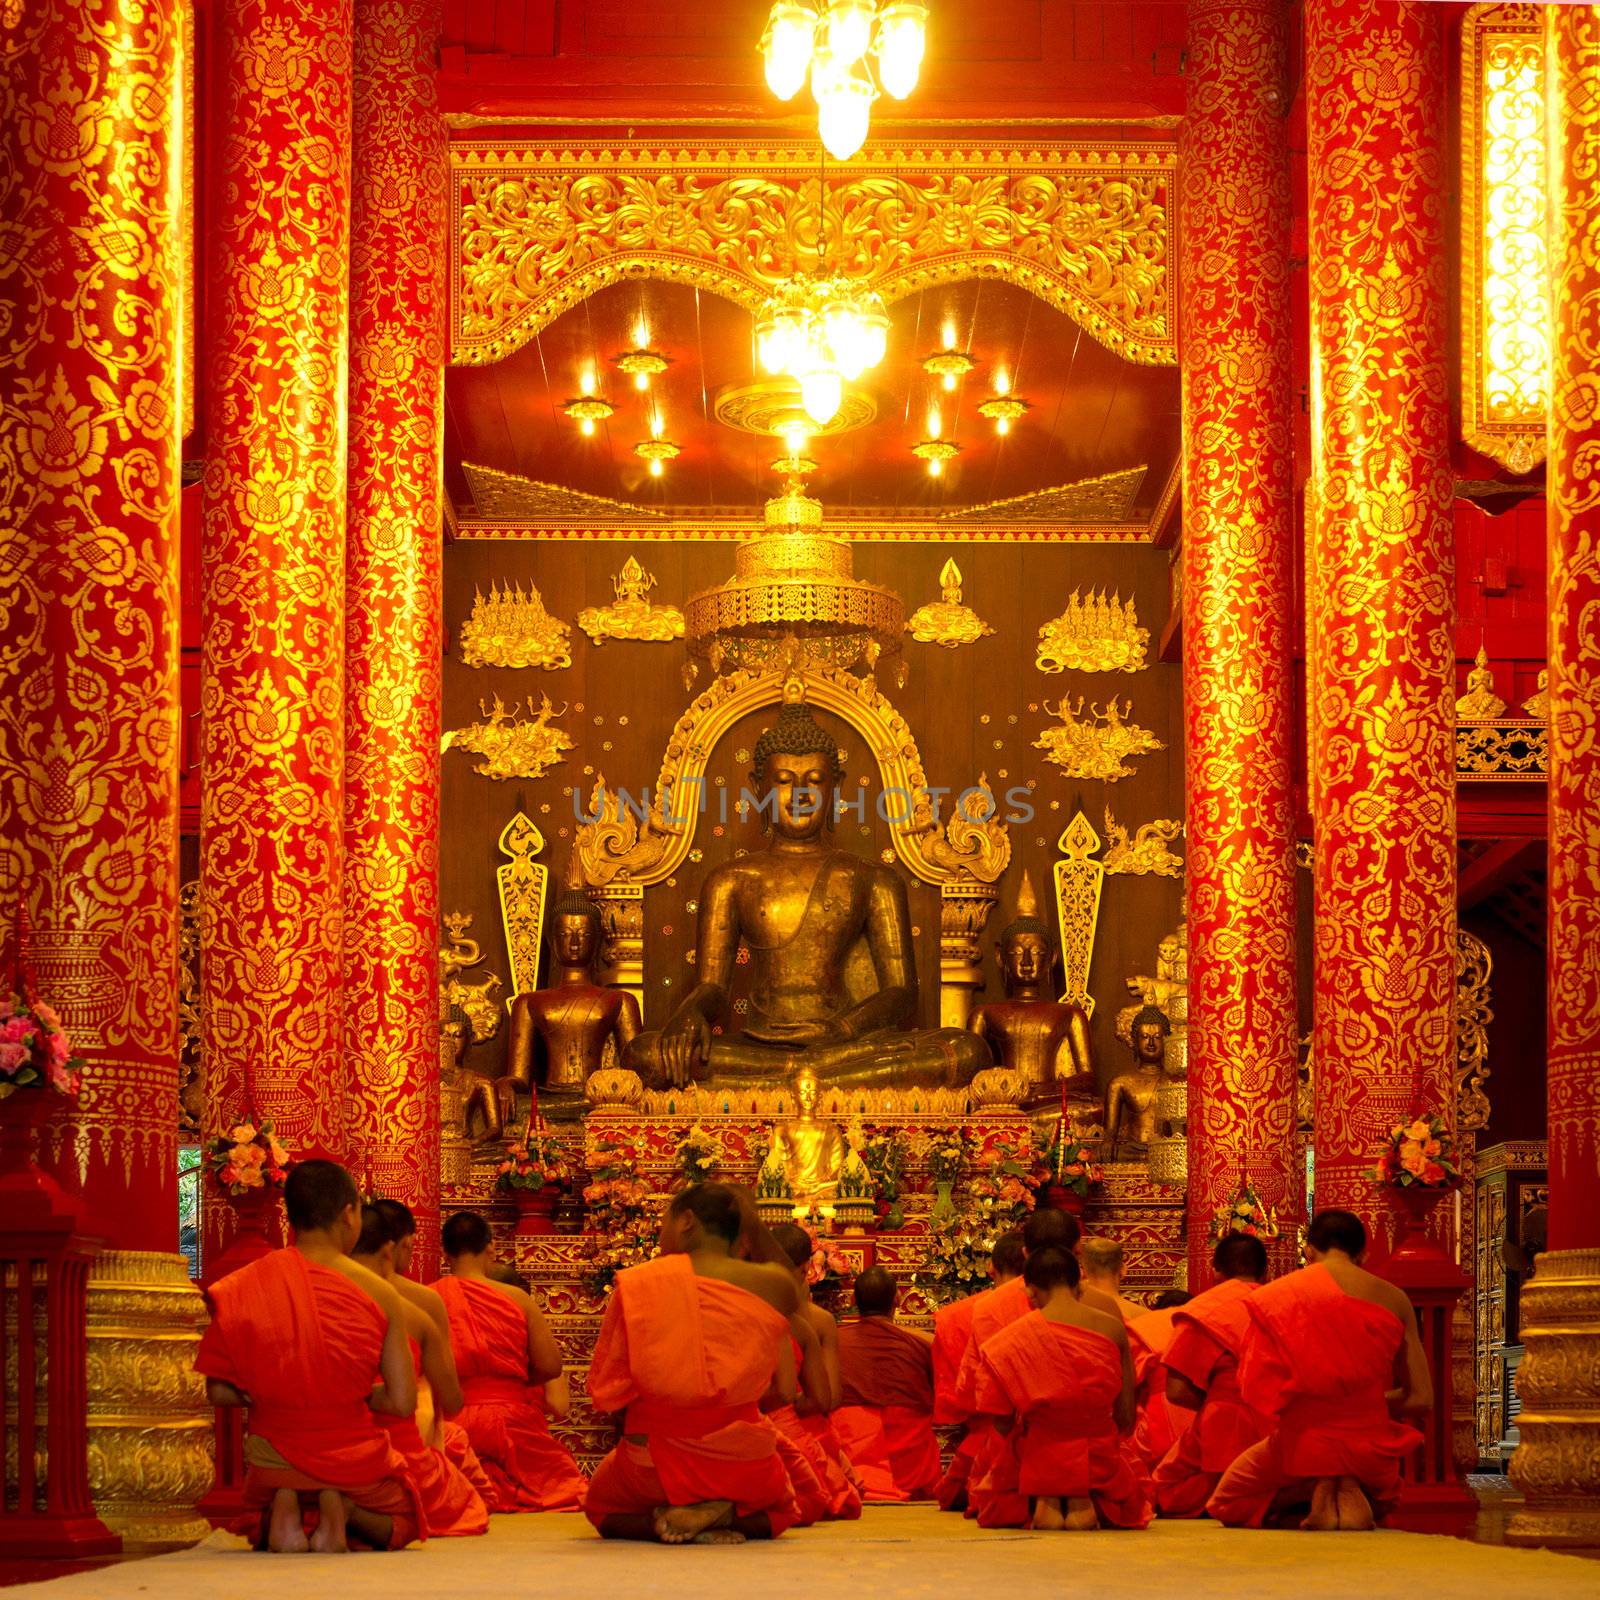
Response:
967,1133,1043,1224
1210,1183,1279,1241
857,1123,907,1228
1038,1127,1104,1199
584,1131,661,1293
917,1197,1013,1302
496,1122,573,1193
0,991,83,1100
923,1124,967,1188
793,1219,853,1305
1373,1112,1459,1190
210,1116,291,1196
675,1122,723,1184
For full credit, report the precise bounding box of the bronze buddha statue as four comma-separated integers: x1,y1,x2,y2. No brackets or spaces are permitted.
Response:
626,695,988,1090
1105,1004,1169,1159
967,868,1095,1112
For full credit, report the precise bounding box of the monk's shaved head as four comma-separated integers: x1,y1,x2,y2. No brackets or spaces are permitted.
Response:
1023,1246,1080,1293
769,1222,814,1270
374,1197,416,1239
1080,1237,1122,1277
991,1230,1026,1279
1307,1208,1366,1260
1022,1205,1080,1255
854,1267,897,1317
354,1202,397,1257
1212,1232,1269,1282
284,1158,359,1235
443,1209,493,1258
1152,1289,1192,1309
668,1181,746,1245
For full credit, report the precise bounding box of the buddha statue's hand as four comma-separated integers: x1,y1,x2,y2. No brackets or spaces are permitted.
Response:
760,1017,850,1047
492,1076,519,1124
658,1008,712,1087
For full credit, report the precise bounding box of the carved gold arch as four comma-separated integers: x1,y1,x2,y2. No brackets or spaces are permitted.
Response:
449,138,1177,368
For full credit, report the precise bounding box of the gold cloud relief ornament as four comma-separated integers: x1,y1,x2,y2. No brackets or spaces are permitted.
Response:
578,557,685,645
458,579,573,669
1036,589,1149,673
1101,808,1184,877
1034,696,1165,782
905,558,994,649
442,694,574,781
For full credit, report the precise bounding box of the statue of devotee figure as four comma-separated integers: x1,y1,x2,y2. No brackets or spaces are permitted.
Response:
626,692,990,1090
760,1068,848,1204
966,869,1096,1113
1105,1005,1170,1160
466,865,642,1136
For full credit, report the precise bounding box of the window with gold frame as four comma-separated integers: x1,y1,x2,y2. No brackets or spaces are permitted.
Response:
1460,3,1548,476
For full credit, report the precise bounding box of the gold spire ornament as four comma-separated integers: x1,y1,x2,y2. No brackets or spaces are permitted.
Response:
441,694,574,781
905,557,994,648
1034,697,1165,783
1456,645,1508,719
458,580,573,670
577,557,685,644
1036,589,1149,673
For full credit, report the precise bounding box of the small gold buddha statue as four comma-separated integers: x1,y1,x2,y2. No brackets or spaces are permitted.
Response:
467,861,642,1137
764,1068,847,1203
967,869,1095,1113
626,690,989,1090
1105,1004,1169,1160
1456,645,1507,720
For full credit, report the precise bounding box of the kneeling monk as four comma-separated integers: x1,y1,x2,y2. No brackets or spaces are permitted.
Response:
587,1182,803,1543
1209,1209,1430,1531
436,1210,587,1511
975,1248,1149,1531
194,1160,423,1552
833,1267,940,1501
1126,1290,1192,1484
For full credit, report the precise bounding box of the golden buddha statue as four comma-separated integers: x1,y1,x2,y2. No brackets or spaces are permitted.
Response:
1456,645,1507,720
468,864,642,1136
1105,1005,1169,1159
967,869,1096,1112
761,1068,848,1203
626,693,989,1090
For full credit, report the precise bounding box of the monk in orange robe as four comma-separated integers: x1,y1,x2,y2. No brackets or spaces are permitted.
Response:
1152,1233,1271,1517
586,1182,802,1543
435,1209,587,1512
975,1247,1150,1531
194,1160,424,1552
1126,1289,1193,1484
351,1202,488,1537
1080,1238,1147,1325
1209,1209,1431,1531
833,1267,940,1502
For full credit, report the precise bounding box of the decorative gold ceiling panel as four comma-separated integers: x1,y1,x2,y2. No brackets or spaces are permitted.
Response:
940,465,1147,524
712,377,879,437
461,462,668,522
449,138,1177,368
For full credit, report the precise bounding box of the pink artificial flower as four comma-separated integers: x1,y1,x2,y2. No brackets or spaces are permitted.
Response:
0,1041,26,1076
33,1002,61,1030
1401,1147,1428,1177
221,1160,249,1189
0,1015,31,1045
47,1030,69,1066
243,1143,267,1167
1423,1138,1441,1158
46,1056,77,1094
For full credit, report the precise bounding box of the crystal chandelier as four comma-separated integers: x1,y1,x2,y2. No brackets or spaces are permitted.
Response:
761,2,929,161
755,274,889,427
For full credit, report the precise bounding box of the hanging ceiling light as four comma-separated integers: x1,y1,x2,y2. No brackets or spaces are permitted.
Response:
755,274,889,426
760,2,928,161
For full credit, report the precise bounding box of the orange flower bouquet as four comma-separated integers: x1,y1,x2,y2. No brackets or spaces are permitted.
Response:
496,1125,573,1194
210,1115,291,1196
1373,1111,1459,1190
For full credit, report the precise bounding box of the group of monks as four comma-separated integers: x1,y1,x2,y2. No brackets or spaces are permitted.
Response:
195,1160,1433,1551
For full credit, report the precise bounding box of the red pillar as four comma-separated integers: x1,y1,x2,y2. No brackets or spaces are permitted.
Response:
1305,0,1457,1245
344,0,447,1275
201,0,355,1247
1506,6,1600,1549
1179,0,1300,1285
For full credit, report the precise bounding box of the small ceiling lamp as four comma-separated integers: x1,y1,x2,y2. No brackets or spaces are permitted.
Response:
564,396,614,436
634,415,680,476
978,392,1028,436
760,2,929,162
913,438,960,478
923,347,974,392
616,349,668,391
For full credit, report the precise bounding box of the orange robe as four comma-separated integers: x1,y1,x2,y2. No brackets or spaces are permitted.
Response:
585,1255,800,1535
1152,1277,1268,1517
833,1318,941,1502
1127,1309,1192,1480
194,1249,424,1549
955,1279,1032,1522
763,1338,862,1521
374,1344,489,1537
932,1294,979,1510
975,1312,1151,1530
1208,1265,1424,1527
441,1419,498,1508
434,1275,587,1512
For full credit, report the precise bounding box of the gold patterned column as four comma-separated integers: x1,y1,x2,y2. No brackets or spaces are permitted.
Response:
201,0,355,1220
0,0,210,1547
343,0,447,1271
1178,0,1300,1282
1506,5,1600,1549
1305,0,1457,1245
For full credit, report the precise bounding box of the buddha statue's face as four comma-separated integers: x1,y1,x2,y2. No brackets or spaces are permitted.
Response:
795,1070,819,1116
1132,1019,1167,1067
1001,930,1052,988
550,911,598,968
762,750,834,841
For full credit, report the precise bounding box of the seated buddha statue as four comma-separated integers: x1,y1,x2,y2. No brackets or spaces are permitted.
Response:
966,868,1096,1113
761,1068,848,1203
625,692,989,1091
1105,1004,1169,1160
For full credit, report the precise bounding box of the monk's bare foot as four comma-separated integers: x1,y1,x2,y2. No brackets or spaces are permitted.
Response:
1335,1476,1375,1531
1301,1477,1340,1532
1063,1497,1099,1531
1032,1498,1066,1531
309,1490,349,1553
692,1529,748,1545
653,1501,734,1544
267,1487,309,1553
